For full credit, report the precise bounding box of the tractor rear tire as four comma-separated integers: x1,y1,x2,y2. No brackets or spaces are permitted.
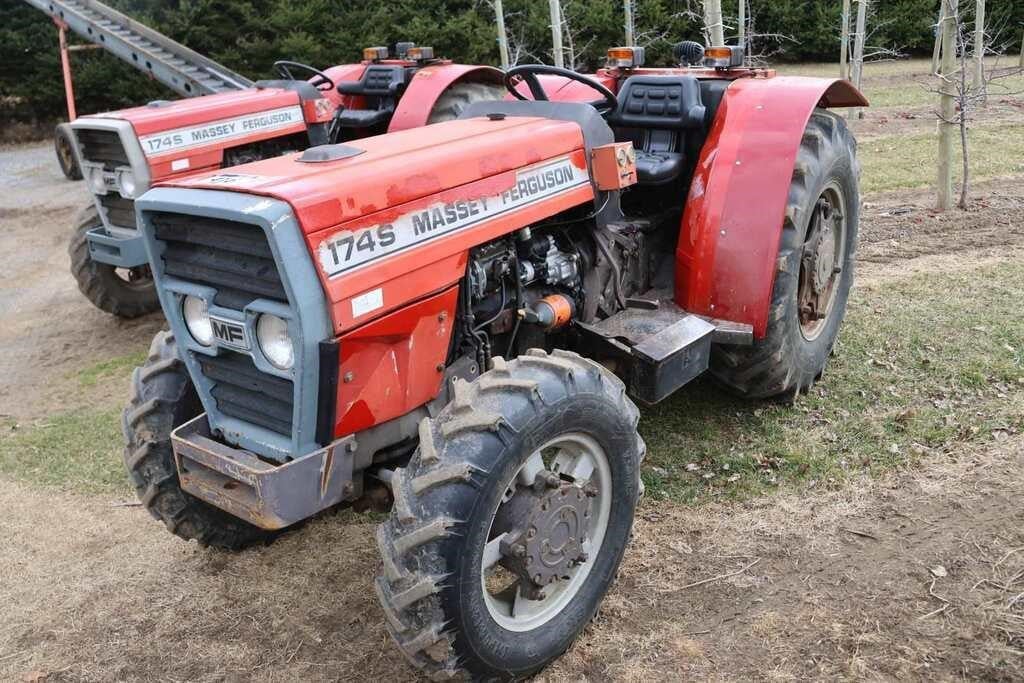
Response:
426,80,507,124
69,203,161,318
55,123,82,180
711,109,859,399
122,330,279,549
375,349,643,680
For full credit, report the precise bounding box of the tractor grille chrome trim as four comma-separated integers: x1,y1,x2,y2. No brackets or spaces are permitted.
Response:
199,351,294,437
98,193,137,229
76,128,130,167
151,212,288,310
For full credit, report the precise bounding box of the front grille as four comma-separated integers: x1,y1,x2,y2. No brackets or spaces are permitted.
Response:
76,128,129,167
199,351,294,437
99,194,137,229
151,212,288,310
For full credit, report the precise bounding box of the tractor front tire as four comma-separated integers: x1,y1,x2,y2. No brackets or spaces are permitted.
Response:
427,80,507,124
69,204,161,318
122,330,279,549
711,109,859,399
54,123,82,180
376,349,643,680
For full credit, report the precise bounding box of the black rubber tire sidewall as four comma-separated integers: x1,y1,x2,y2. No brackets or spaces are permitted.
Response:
54,123,82,180
68,203,161,318
444,394,639,677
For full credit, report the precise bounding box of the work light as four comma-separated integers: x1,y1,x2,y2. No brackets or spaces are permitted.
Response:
256,313,295,370
182,295,213,346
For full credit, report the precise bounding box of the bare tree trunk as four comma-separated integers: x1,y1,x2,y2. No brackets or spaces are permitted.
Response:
493,0,510,69
549,0,564,67
738,0,746,53
937,0,957,211
704,0,725,46
1020,29,1023,69
973,0,985,90
624,0,635,46
959,30,971,210
932,2,944,75
848,0,867,119
840,0,851,79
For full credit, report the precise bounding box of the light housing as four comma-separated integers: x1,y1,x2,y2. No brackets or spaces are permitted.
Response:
182,295,213,346
406,46,435,62
363,46,389,62
87,166,108,194
606,46,645,69
703,45,744,69
116,168,138,198
256,313,295,370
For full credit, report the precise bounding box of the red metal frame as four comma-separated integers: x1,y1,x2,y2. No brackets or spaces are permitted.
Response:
674,77,867,338
55,19,77,121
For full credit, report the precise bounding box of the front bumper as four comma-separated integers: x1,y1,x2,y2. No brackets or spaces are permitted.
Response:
85,226,149,267
173,414,359,529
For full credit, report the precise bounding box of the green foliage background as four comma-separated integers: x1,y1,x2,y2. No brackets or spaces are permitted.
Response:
1,0,1022,125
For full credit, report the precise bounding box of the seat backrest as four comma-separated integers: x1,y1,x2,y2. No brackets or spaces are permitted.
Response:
337,65,408,99
609,75,706,130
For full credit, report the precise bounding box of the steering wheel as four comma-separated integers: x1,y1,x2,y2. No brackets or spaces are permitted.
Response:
274,60,335,92
504,64,618,116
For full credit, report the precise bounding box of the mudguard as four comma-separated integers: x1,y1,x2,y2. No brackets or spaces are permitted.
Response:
388,64,504,132
674,77,867,338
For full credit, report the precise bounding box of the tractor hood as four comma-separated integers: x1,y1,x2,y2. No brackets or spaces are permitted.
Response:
167,115,589,235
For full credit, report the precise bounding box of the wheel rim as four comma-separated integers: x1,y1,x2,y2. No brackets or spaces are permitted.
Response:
57,135,74,169
112,265,155,292
798,182,847,341
481,432,612,632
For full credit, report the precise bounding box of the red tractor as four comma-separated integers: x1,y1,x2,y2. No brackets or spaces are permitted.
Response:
123,43,865,679
68,44,503,317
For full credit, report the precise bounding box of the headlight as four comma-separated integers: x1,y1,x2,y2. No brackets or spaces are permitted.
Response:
182,295,213,346
87,166,107,194
117,169,138,198
256,314,294,370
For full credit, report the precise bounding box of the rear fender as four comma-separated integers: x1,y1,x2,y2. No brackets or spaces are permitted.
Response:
674,77,867,338
388,64,505,132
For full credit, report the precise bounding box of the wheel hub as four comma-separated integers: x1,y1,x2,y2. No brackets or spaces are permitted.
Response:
805,201,838,295
494,470,593,598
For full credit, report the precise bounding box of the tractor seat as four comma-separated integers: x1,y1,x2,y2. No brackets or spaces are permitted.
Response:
608,75,706,185
335,65,410,129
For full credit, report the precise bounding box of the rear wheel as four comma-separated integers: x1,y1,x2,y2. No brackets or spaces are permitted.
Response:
68,203,161,318
54,123,81,180
711,109,859,399
427,80,506,124
375,349,643,680
122,331,278,549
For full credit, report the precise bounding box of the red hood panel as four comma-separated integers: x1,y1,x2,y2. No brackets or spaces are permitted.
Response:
91,87,304,136
169,116,586,233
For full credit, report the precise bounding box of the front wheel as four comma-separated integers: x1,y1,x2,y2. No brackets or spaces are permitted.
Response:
54,123,82,180
376,349,643,680
711,109,859,398
68,204,161,318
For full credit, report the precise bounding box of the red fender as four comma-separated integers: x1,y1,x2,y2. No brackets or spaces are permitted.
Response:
674,77,868,338
387,64,505,132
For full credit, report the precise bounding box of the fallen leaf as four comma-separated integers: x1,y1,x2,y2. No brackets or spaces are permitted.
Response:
930,565,947,578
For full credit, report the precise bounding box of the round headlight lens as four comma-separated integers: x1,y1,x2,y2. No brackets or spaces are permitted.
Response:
182,295,213,346
87,166,107,194
256,314,294,370
117,169,137,198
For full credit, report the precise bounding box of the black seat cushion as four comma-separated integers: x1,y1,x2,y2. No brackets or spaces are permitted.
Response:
635,150,684,185
335,108,392,128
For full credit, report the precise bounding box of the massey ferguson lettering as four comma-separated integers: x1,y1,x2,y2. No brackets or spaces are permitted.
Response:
139,106,304,156
318,158,587,278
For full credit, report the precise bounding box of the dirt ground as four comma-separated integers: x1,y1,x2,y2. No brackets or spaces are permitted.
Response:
1,139,1023,682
